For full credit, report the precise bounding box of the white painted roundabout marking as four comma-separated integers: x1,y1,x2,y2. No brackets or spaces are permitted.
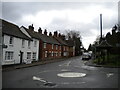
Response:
57,72,86,78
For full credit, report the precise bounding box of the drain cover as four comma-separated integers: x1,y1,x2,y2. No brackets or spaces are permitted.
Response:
44,82,56,86
57,72,86,77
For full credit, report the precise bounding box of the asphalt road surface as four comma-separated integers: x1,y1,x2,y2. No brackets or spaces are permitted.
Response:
2,56,119,88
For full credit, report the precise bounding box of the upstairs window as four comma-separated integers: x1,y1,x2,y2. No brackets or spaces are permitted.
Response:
44,43,46,48
28,41,31,49
34,41,37,47
60,46,61,50
52,44,54,49
9,36,14,45
56,45,58,50
22,39,25,48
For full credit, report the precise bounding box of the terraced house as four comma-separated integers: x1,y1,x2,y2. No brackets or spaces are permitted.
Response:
1,19,39,65
1,19,75,65
38,29,63,60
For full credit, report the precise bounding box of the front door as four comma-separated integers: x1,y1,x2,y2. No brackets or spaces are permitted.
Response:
20,51,23,64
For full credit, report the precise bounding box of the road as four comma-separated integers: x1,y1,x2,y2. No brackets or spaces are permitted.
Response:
2,56,119,88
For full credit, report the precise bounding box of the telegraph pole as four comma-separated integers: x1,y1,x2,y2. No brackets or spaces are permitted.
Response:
100,14,102,40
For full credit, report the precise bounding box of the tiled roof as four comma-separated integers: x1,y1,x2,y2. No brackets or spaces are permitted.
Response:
1,19,31,40
53,36,68,46
22,26,40,40
38,33,61,45
66,40,74,47
22,26,61,45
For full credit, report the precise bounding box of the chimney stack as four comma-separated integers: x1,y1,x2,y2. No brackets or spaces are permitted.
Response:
49,32,52,36
58,33,61,37
28,24,34,31
44,29,47,35
38,27,42,34
61,35,65,40
54,31,58,37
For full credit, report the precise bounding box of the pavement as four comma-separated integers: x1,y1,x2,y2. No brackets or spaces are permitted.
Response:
2,57,72,71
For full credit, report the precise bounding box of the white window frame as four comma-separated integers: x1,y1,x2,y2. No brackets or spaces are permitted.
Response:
9,36,14,45
32,52,36,59
44,43,46,48
5,51,14,60
59,52,61,56
51,51,53,56
52,44,54,49
45,51,48,57
27,52,31,59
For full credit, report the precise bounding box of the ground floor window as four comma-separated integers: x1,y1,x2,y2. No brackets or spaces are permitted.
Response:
5,51,14,60
59,52,61,56
32,52,36,59
45,51,48,57
51,51,54,56
27,52,31,59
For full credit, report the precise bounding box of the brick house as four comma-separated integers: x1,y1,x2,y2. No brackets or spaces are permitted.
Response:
37,28,62,60
53,31,69,57
66,40,75,57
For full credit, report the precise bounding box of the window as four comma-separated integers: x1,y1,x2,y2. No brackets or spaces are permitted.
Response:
59,52,61,56
45,51,48,57
64,46,65,51
9,36,13,44
28,41,30,48
22,39,25,48
5,51,14,60
56,45,58,50
49,51,51,56
34,41,37,47
56,52,58,56
52,44,54,49
44,43,46,48
27,52,31,59
32,52,36,59
60,46,61,50
51,51,53,56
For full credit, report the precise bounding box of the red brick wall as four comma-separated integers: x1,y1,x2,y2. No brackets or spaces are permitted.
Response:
39,41,62,60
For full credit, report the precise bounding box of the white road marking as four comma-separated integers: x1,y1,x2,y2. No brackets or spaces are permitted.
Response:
61,69,69,71
59,61,71,67
33,76,46,83
57,72,86,78
106,73,114,78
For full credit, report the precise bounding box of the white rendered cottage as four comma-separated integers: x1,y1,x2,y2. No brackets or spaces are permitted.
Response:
2,19,39,65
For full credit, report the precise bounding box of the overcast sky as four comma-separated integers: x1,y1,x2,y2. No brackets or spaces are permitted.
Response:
1,1,119,49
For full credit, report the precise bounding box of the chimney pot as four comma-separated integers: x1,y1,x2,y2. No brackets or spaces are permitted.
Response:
28,24,34,31
38,27,42,34
44,29,47,35
49,32,52,36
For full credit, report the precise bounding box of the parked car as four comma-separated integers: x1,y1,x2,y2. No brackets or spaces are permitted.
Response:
82,52,91,60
